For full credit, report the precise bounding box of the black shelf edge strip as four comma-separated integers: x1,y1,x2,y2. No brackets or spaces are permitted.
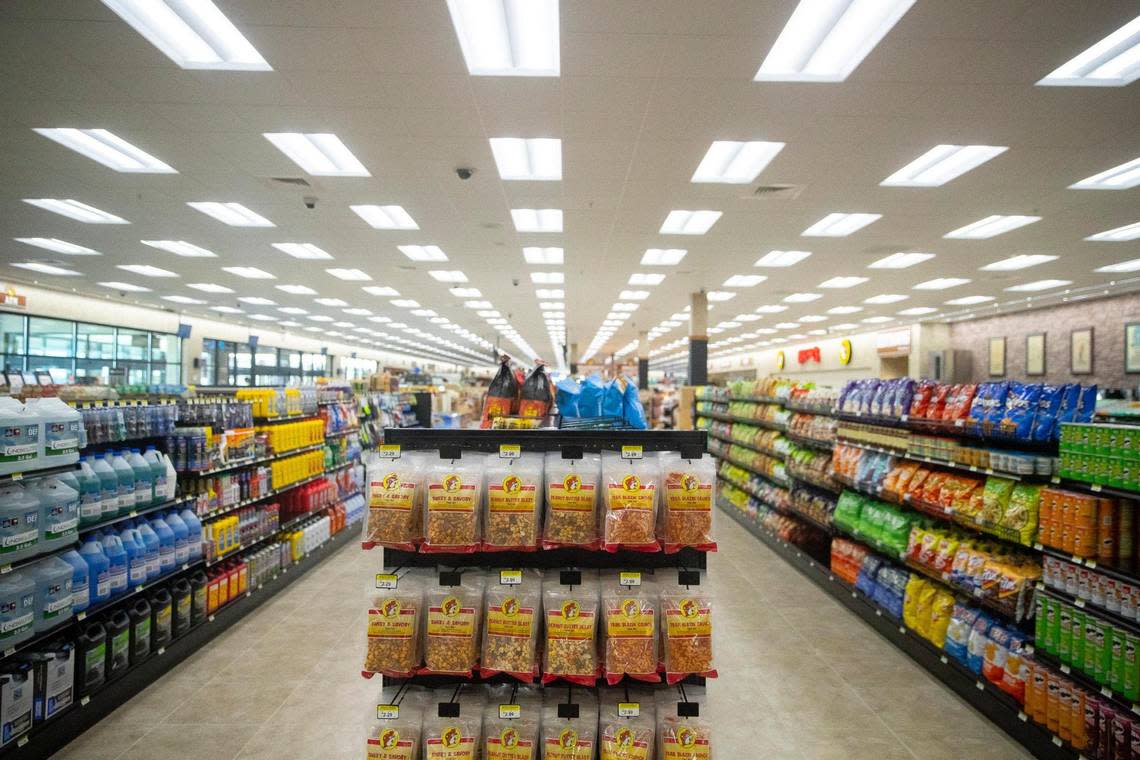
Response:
385,428,708,460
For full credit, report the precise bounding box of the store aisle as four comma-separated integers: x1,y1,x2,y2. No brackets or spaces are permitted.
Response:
50,518,1032,760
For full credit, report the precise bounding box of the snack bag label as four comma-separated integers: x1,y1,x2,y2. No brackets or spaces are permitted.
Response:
367,728,416,760
608,476,654,511
487,598,535,638
547,600,595,640
544,730,593,760
602,728,650,760
426,727,475,760
550,476,596,513
665,474,713,512
488,475,538,514
486,727,533,760
428,475,477,512
662,727,710,760
666,600,712,638
607,599,654,638
370,474,416,510
368,601,416,639
427,596,476,638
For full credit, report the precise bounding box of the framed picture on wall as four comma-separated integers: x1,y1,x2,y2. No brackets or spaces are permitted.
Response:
1071,327,1094,375
988,337,1006,376
1126,323,1140,373
1026,333,1046,376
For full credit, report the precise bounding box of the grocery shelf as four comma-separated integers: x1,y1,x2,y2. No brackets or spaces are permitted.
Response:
1035,583,1140,638
718,502,1076,760
1033,649,1140,721
1037,544,1140,589
378,545,709,571
323,428,360,440
384,427,708,460
903,560,1024,624
1053,476,1140,501
785,504,836,535
699,412,787,432
0,462,79,484
841,439,1052,483
375,670,706,688
252,413,319,425
196,462,353,522
786,468,841,495
785,432,834,452
728,395,783,405
840,412,1060,454
712,450,790,489
177,442,324,477
784,402,837,417
706,430,785,459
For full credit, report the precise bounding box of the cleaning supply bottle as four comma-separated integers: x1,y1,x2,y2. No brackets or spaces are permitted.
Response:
25,397,81,467
59,549,90,614
127,597,152,666
127,448,154,507
109,450,136,513
99,532,128,598
133,520,160,582
179,508,203,562
119,526,147,590
30,476,79,553
0,397,41,476
164,511,191,565
148,515,176,576
0,572,35,648
74,621,106,695
0,484,42,565
90,454,120,520
162,451,177,501
171,578,192,639
143,446,168,504
26,556,73,632
78,536,110,607
74,457,104,528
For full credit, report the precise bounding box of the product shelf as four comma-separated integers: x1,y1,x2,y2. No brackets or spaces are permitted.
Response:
1035,583,1140,638
0,462,79,484
728,395,784,405
785,467,842,495
711,449,790,489
706,430,785,459
1053,476,1140,501
700,412,787,432
323,428,360,440
842,438,1053,484
196,458,355,523
1036,544,1140,589
1032,648,1140,721
784,402,838,417
839,412,1060,454
177,442,324,477
252,413,319,425
784,504,836,536
715,474,788,509
902,559,1025,624
784,432,835,452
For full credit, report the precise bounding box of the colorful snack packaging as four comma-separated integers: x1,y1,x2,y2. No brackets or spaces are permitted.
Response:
659,453,716,553
519,363,554,419
423,458,484,553
364,567,426,677
1077,385,1099,423
481,568,542,682
999,382,1041,440
599,687,655,760
541,687,598,760
655,689,712,760
662,579,716,684
928,384,952,420
542,571,601,685
928,589,955,648
967,613,994,674
423,570,485,677
483,355,520,428
482,685,540,760
602,452,660,552
1057,384,1082,426
603,574,659,684
543,453,602,550
1000,632,1028,703
909,381,936,419
980,477,1015,526
483,453,543,552
365,686,425,760
1001,483,1042,545
1032,385,1064,442
983,625,1012,686
422,693,482,760
364,451,425,551
945,603,979,667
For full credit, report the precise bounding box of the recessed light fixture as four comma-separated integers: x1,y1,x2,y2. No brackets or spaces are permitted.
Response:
188,202,274,227
613,302,640,311
314,298,348,307
162,295,205,305
99,281,150,292
1095,259,1140,273
326,268,371,281
723,275,767,287
247,314,276,322
264,133,369,177
691,140,785,183
1086,222,1140,242
640,249,686,266
510,208,562,233
868,252,933,269
530,271,564,284
398,245,448,262
535,288,564,299
429,270,469,283
11,262,80,276
943,215,1040,239
945,295,994,306
628,273,667,287
391,299,421,309
981,254,1059,271
278,306,308,315
914,278,970,290
864,294,908,304
539,302,565,310
368,316,393,324
446,0,560,76
618,290,650,301
819,276,868,288
117,264,178,278
23,198,128,224
100,0,271,70
449,287,481,298
522,247,563,265
755,250,811,267
350,204,418,230
707,291,736,302
1037,16,1140,87
464,300,493,309
309,315,335,322
276,284,317,295
333,321,355,328
898,307,937,316
783,292,821,303
802,213,881,237
660,210,722,235
489,138,561,180
141,240,216,257
863,316,895,324
754,0,916,82
754,304,788,313
223,266,275,280
34,127,176,173
830,323,858,331
188,282,234,294
363,286,400,297
272,243,333,260
1071,156,1140,190
881,144,1007,187
827,306,862,315
13,238,98,255
1004,279,1073,292
775,322,799,330
798,315,827,323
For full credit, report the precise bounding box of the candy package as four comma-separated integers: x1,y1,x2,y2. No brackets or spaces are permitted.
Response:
481,568,541,682
542,570,601,686
422,458,484,553
364,567,426,677
543,453,602,550
364,451,426,551
602,452,660,552
483,453,542,552
422,691,483,760
659,453,717,553
423,570,485,677
599,687,655,760
482,355,520,428
656,688,712,760
365,685,425,760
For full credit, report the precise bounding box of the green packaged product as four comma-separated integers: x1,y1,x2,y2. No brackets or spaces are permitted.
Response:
1059,606,1072,664
1126,632,1140,702
1084,617,1100,677
1094,619,1113,685
1112,629,1126,693
1035,595,1046,646
1072,609,1085,669
1045,597,1060,655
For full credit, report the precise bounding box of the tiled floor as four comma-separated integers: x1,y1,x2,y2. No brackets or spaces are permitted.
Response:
51,518,1033,759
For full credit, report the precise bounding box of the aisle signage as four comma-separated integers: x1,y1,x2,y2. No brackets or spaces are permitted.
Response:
775,351,785,370
839,338,853,365
499,569,523,585
379,444,401,459
499,444,521,459
376,704,400,720
621,445,643,460
498,704,521,720
797,347,821,364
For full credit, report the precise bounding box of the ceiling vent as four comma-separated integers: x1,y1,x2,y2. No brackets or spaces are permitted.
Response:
268,176,312,187
745,184,804,200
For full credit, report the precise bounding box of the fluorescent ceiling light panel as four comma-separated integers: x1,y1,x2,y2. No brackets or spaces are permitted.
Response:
640,249,686,267
613,303,639,311
539,302,565,310
943,215,1040,239
446,0,559,76
898,307,937,316
398,245,448,262
14,238,98,255
34,128,176,174
864,293,907,304
754,0,916,82
162,295,205,304
23,198,127,224
1087,222,1140,242
868,252,933,269
945,295,994,306
264,133,368,177
333,321,355,328
247,314,276,322
464,300,493,309
99,281,150,292
100,0,270,70
363,286,400,297
819,275,868,288
798,315,827,323
660,210,722,235
350,205,418,230
981,254,1058,271
141,240,215,257
368,316,393,324
223,266,274,280
489,138,561,180
511,208,562,232
881,144,1007,187
188,282,234,293
117,264,177,278
691,141,785,184
827,306,862,315
1037,16,1140,87
618,290,650,300
707,291,736,302
1004,279,1073,292
775,322,799,330
428,270,469,283
314,298,348,307
392,299,420,308
863,316,894,324
276,284,316,295
187,202,274,227
913,278,970,290
723,274,767,287
783,292,821,303
755,304,788,313
535,289,564,299
450,287,481,297
272,243,332,260
755,250,811,267
530,271,564,284
278,307,308,315
326,268,371,281
802,212,881,237
308,315,334,322
522,247,563,265
1071,156,1140,190
11,262,80,276
628,273,667,287
1096,259,1140,273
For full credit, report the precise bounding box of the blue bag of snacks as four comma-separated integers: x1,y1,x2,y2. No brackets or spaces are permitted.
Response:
556,377,581,418
1056,384,1081,425
872,565,908,620
621,376,648,429
967,385,990,433
1000,382,1042,440
1076,384,1098,422
966,612,994,674
578,373,605,417
984,381,1011,430
855,555,884,597
1031,385,1064,442
601,378,626,418
945,603,980,666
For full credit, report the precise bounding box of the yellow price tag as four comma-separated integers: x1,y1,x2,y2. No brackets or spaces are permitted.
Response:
500,569,522,586
376,704,400,720
375,573,398,590
621,445,643,460
618,703,640,717
619,572,642,587
499,444,521,459
379,444,401,459
498,704,521,720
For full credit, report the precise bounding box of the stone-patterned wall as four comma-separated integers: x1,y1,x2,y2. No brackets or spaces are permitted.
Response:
949,292,1140,390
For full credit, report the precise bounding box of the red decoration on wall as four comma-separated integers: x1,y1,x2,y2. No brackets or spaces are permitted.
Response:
798,347,821,364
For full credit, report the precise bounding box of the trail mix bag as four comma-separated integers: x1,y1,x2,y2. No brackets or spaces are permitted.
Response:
481,568,542,682
423,570,485,676
602,573,660,684
662,578,716,684
599,687,655,760
483,453,543,552
540,688,599,760
364,568,425,677
659,454,716,553
543,453,602,550
482,685,540,760
363,452,426,550
602,452,660,552
542,570,601,686
365,686,425,760
423,457,484,553
422,690,483,760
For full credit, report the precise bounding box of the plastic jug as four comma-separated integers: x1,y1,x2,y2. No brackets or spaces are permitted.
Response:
26,642,74,723
74,621,106,696
164,512,191,565
0,573,36,649
0,662,32,748
0,398,40,477
149,516,176,575
90,454,120,520
189,570,208,626
0,485,41,566
109,451,137,513
104,609,130,680
127,449,154,507
170,578,192,639
162,452,177,501
134,520,160,581
29,477,79,553
26,557,73,632
99,533,128,597
58,550,89,614
179,509,203,562
78,536,110,606
74,458,104,528
119,527,147,590
143,447,168,504
127,597,152,666
25,397,81,467
149,588,172,650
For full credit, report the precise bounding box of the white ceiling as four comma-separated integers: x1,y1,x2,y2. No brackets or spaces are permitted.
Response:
1,0,1138,369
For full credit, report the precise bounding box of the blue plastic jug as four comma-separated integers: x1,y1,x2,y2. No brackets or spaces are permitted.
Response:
79,536,111,606
179,509,203,562
119,527,147,590
90,454,120,520
99,532,128,597
164,512,191,565
143,447,168,503
133,520,161,581
30,477,80,553
59,549,90,613
149,516,176,575
26,556,74,632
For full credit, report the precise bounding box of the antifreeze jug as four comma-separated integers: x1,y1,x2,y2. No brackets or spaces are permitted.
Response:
108,451,136,513
164,511,190,565
90,454,120,520
119,527,147,590
149,516,176,575
58,549,89,614
0,398,40,477
0,485,41,565
179,508,203,562
170,578,192,639
25,398,80,467
126,449,153,507
127,597,151,666
143,447,168,503
74,621,106,695
103,609,130,681
78,536,110,606
0,573,35,649
26,557,73,633
74,457,104,527
133,520,160,581
29,477,79,554
99,533,128,598
149,588,172,650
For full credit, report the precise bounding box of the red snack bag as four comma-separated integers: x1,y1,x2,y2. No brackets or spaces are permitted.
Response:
909,381,936,418
482,355,520,428
928,384,952,420
518,362,553,418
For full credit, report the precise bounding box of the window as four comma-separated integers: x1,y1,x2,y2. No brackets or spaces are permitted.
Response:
0,313,25,372
199,339,217,385
27,317,73,358
77,323,114,360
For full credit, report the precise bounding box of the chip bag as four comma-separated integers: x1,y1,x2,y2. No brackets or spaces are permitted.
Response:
482,685,540,760
602,452,660,552
945,603,980,667
967,613,994,674
543,453,602,550
481,568,541,682
422,694,482,760
364,567,426,677
542,571,601,686
422,457,484,553
599,687,655,760
365,686,425,760
364,451,426,551
482,355,520,428
423,570,485,677
928,589,955,648
656,689,712,760
659,453,717,553
483,453,542,552
981,477,1015,526
519,362,554,419
1001,483,1042,545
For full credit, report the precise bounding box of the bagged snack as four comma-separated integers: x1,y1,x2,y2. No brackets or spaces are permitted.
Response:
602,452,660,552
967,613,994,674
542,571,601,685
1076,385,1098,423
602,574,659,684
983,625,1012,686
423,692,482,760
541,687,599,760
481,569,542,682
1000,383,1042,440
423,570,485,676
928,384,951,420
423,458,484,553
578,373,606,418
483,355,520,428
662,579,716,684
981,477,1015,525
1032,385,1064,442
928,589,955,648
1056,384,1082,426
365,686,426,760
909,381,936,419
519,363,554,419
656,690,712,760
659,453,716,553
364,452,426,550
543,453,602,550
1002,484,1042,545
484,453,543,552
483,685,540,760
945,603,980,667
365,568,425,677
1000,631,1029,703
599,688,655,760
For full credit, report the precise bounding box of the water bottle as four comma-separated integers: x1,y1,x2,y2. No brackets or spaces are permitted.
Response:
59,549,90,614
109,451,137,514
164,511,191,565
149,516,176,576
127,448,154,507
75,457,104,528
143,447,168,504
119,526,147,590
99,532,128,597
180,508,203,562
79,536,111,606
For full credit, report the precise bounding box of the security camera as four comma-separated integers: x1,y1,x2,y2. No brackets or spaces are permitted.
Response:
303,196,317,209
511,277,520,287
456,167,474,180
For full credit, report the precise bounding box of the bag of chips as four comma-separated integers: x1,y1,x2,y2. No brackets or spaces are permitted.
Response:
967,612,994,674
981,477,1015,526
578,373,606,418
542,571,601,685
983,624,1012,686
543,453,602,550
482,355,520,428
1031,385,1064,442
423,570,485,677
662,579,716,684
928,589,955,648
599,687,655,760
903,575,928,630
1000,383,1042,440
945,603,980,667
603,573,660,684
556,377,581,418
482,685,540,760
364,567,425,677
928,384,952,420
422,692,482,760
364,451,426,551
481,568,541,682
519,362,554,419
1077,385,1099,423
602,452,660,552
1056,384,1082,426
656,689,712,760
365,685,426,760
1001,483,1042,545
422,457,483,553
659,453,716,553
909,381,936,419
541,687,598,760
483,453,542,552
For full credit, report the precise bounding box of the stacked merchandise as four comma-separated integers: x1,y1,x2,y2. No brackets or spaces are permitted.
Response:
787,412,837,448
480,358,553,429
723,400,789,428
833,491,915,559
727,377,796,402
786,385,839,414
785,445,838,493
706,420,787,457
1038,488,1137,568
1060,422,1140,491
788,485,837,531
706,439,787,486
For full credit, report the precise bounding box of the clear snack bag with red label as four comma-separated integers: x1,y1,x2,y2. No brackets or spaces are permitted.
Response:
602,452,660,553
422,458,484,553
481,568,542,682
542,570,601,686
483,452,542,552
658,453,716,553
422,569,485,677
543,453,602,550
363,451,426,551
363,567,426,678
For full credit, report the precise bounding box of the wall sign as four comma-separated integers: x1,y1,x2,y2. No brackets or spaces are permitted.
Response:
839,339,853,365
775,351,785,370
797,347,821,364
